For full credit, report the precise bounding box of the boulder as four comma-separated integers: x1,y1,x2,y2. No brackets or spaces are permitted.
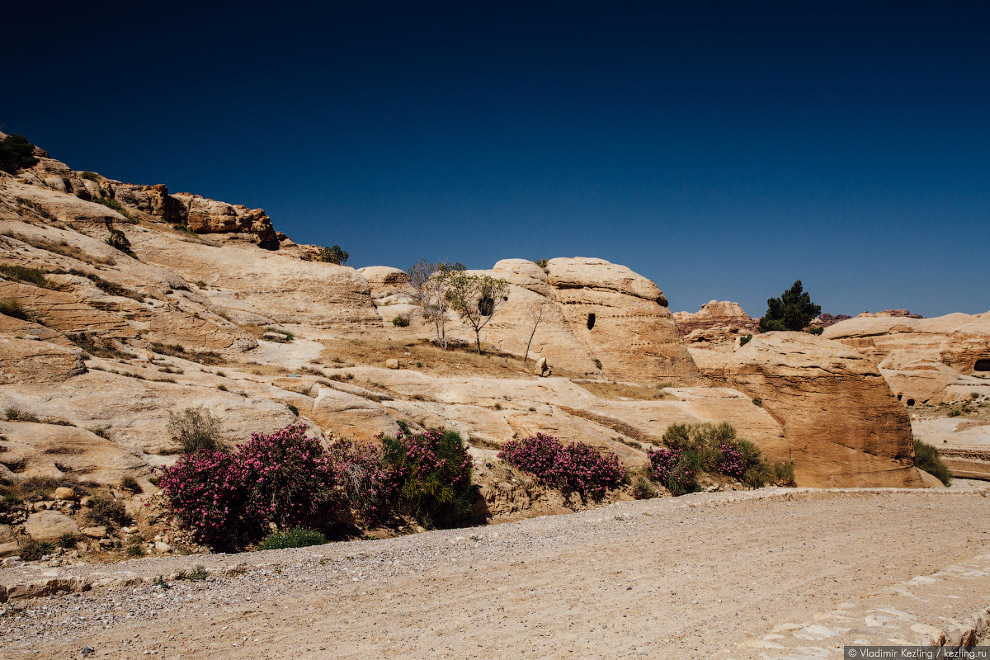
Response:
24,511,80,542
53,487,77,501
80,526,107,539
704,332,925,488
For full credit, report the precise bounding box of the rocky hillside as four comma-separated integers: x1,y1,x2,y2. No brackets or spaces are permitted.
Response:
0,135,933,560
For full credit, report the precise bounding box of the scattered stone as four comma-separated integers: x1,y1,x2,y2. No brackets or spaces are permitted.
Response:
54,487,77,501
23,511,80,542
81,527,107,539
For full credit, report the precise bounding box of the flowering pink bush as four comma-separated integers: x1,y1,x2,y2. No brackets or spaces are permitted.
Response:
238,424,340,533
498,433,626,501
325,439,396,525
380,426,474,528
717,442,746,480
156,449,251,549
646,446,698,496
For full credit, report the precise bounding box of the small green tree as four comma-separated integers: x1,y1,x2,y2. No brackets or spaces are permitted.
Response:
409,260,465,350
444,272,509,354
0,134,40,174
758,280,821,332
317,245,349,265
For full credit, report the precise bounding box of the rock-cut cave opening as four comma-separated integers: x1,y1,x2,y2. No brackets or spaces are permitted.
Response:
587,313,596,330
975,359,990,372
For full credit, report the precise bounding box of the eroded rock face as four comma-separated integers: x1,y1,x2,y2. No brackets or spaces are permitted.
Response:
823,311,990,404
703,332,925,488
545,258,703,386
170,193,278,250
673,300,758,338
0,337,86,384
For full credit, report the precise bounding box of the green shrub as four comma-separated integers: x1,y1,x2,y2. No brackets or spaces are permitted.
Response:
287,404,299,416
947,409,962,418
79,171,101,182
126,540,145,557
739,334,753,346
632,476,657,499
392,315,410,327
913,439,952,486
0,264,50,288
752,398,762,407
264,327,294,341
650,423,794,494
0,134,39,174
88,496,131,528
806,326,824,335
380,425,474,528
19,539,53,561
258,528,327,550
758,280,821,332
168,406,225,454
317,245,349,265
106,228,132,253
0,298,29,320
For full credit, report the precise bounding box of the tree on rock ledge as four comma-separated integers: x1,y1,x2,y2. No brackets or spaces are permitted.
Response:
445,272,509,354
758,280,821,332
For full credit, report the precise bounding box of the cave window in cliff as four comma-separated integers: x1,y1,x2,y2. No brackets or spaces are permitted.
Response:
478,297,495,317
897,394,903,401
587,313,596,330
906,398,915,407
976,359,990,372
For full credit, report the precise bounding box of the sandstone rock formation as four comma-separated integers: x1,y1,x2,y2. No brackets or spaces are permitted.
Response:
673,300,758,338
1,130,944,562
823,311,990,404
702,332,925,487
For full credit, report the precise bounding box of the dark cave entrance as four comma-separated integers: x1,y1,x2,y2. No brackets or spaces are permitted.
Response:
587,313,596,330
975,359,990,372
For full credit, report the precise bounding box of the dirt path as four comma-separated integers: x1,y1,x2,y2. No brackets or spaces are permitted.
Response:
2,488,989,659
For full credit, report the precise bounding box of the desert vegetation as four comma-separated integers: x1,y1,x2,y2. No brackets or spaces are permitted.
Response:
157,422,475,550
913,439,952,486
647,423,795,496
0,134,39,173
498,433,627,501
758,280,821,332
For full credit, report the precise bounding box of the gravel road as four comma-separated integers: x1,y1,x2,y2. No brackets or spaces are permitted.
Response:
2,487,989,659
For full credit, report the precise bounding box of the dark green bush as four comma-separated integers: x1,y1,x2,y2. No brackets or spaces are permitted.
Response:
79,171,101,182
380,425,474,528
0,134,39,174
317,245,349,265
392,315,410,327
94,197,138,223
739,334,753,346
758,280,821,332
806,326,824,335
258,528,327,550
120,476,142,493
56,532,80,549
106,228,132,253
913,439,952,486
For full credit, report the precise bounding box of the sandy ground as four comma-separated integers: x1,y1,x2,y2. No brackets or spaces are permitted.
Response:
2,487,990,659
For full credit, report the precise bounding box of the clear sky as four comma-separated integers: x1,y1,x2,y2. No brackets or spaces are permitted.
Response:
3,1,987,317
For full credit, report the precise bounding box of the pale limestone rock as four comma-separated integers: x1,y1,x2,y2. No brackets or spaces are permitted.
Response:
81,526,107,539
53,487,77,501
24,511,79,542
0,337,86,385
824,310,990,404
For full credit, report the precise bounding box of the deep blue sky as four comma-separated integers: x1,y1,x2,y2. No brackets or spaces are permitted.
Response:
3,1,988,317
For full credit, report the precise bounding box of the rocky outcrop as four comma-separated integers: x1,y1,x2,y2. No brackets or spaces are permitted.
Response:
702,332,925,488
823,311,990,404
673,300,758,337
169,193,278,250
